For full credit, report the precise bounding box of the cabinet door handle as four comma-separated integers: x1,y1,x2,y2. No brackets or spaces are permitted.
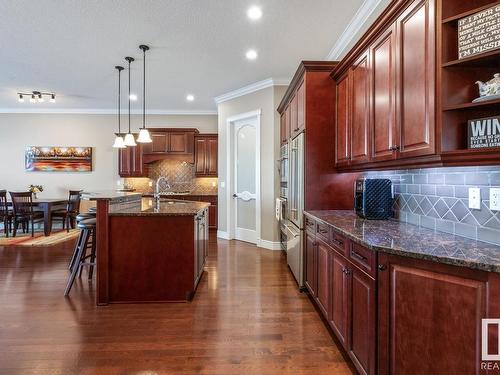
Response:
390,145,400,151
342,268,351,276
350,249,368,262
332,238,343,247
378,264,387,271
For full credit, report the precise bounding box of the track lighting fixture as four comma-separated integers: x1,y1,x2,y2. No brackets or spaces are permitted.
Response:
17,91,56,104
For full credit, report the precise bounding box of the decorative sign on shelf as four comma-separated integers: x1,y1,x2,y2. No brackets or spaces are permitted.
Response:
468,116,500,149
25,146,92,172
458,4,500,60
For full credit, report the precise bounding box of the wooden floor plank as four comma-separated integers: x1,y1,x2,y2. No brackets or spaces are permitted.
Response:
0,234,353,374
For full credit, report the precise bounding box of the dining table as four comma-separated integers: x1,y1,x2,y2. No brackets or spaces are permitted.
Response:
8,198,68,236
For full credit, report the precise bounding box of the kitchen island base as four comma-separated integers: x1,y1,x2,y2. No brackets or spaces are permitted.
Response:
88,193,209,305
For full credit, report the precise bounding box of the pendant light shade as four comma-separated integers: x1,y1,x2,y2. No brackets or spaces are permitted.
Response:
124,56,136,147
112,66,126,149
137,128,152,143
124,132,137,146
113,135,126,148
136,45,152,143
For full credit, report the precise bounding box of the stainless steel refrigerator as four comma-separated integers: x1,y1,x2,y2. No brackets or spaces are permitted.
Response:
285,133,304,289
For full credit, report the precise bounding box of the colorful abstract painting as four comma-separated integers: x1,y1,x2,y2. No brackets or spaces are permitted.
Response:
25,147,92,172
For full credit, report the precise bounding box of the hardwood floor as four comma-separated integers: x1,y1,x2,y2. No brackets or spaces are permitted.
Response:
0,234,354,375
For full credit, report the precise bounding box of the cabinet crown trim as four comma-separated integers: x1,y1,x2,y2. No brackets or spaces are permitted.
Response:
277,61,338,113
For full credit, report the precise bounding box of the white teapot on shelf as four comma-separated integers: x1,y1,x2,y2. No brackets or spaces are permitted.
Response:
475,73,500,98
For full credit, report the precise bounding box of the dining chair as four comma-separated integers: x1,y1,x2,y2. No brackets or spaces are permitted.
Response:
9,192,44,237
52,190,82,232
0,190,12,237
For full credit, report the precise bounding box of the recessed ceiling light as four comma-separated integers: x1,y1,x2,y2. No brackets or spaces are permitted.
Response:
247,6,262,20
129,93,138,101
246,49,258,60
186,94,195,102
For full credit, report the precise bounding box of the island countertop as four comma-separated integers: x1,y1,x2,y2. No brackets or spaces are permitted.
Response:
305,210,500,273
109,198,210,216
81,191,143,202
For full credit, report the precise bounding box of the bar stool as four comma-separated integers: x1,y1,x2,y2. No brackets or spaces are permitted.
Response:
64,218,96,296
67,212,95,270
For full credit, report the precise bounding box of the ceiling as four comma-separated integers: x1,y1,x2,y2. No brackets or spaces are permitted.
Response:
0,0,367,113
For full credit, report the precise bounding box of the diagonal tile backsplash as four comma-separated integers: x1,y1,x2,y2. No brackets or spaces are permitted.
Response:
365,166,500,245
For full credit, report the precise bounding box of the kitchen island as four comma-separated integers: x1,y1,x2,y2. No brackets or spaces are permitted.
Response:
84,192,209,305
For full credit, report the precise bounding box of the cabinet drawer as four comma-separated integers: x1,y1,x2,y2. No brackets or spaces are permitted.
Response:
331,231,348,257
349,242,376,277
316,222,330,243
305,216,316,233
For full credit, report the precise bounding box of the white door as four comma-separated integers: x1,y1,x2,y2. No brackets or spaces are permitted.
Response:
233,119,257,243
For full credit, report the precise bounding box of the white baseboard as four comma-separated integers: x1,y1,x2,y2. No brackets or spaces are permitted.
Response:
217,230,230,240
217,231,281,251
257,239,282,251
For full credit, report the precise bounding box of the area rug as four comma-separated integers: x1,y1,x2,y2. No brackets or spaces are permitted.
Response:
0,229,79,247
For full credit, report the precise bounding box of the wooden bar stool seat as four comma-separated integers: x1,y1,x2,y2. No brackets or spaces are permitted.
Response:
65,218,97,296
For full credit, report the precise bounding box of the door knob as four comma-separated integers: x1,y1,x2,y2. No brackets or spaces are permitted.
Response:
233,193,238,198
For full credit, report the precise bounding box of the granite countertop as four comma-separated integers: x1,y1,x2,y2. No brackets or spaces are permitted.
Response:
81,191,142,201
109,198,209,217
141,192,217,197
305,210,500,273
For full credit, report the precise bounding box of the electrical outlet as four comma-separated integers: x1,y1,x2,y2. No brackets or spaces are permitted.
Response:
469,187,481,210
490,188,500,211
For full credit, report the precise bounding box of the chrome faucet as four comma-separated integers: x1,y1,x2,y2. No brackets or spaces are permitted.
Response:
154,176,171,200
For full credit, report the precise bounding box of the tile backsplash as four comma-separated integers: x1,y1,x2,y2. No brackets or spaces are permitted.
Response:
124,160,217,195
365,166,500,245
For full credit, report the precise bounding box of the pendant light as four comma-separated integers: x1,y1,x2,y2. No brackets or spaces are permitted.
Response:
136,45,152,143
123,56,137,147
112,66,126,148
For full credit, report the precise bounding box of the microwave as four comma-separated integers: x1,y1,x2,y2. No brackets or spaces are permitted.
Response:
354,178,393,219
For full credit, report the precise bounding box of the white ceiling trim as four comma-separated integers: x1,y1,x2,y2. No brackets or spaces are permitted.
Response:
214,78,290,105
326,0,386,60
0,108,218,115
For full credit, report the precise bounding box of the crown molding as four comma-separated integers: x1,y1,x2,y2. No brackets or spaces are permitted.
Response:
326,0,388,60
0,108,218,115
214,78,291,105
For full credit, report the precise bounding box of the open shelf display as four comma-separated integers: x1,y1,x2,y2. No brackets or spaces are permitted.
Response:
439,0,500,162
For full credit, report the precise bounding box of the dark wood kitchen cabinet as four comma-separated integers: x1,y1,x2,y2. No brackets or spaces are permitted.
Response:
329,251,349,348
304,230,317,297
350,51,371,165
377,253,500,375
347,266,376,375
335,73,350,166
118,142,147,177
316,240,331,318
395,0,435,159
304,214,376,375
305,212,500,375
195,135,218,177
371,25,397,162
335,51,371,167
278,61,357,211
142,129,197,161
333,0,436,170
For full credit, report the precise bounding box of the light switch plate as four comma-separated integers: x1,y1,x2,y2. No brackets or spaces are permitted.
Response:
490,188,500,211
469,187,481,210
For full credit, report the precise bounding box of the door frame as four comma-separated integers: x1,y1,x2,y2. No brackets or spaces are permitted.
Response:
225,109,261,245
